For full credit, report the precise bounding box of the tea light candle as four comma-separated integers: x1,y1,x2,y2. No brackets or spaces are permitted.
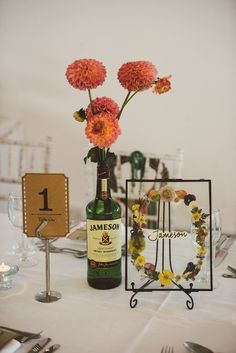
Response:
0,263,19,290
0,262,11,273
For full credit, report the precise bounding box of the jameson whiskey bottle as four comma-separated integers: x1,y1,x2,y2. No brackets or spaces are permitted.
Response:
86,161,122,289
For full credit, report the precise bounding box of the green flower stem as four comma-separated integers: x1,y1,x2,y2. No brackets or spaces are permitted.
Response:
125,80,157,105
125,90,139,104
117,80,157,119
97,148,106,162
117,91,131,120
106,148,110,159
117,90,139,116
88,89,94,114
98,148,103,162
99,148,102,161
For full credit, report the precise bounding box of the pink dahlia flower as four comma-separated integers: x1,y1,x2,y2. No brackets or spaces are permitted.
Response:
117,61,157,91
85,112,121,148
86,97,120,119
66,59,106,90
153,75,172,94
159,185,176,203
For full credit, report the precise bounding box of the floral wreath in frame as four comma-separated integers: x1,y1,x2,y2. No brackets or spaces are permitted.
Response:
129,184,210,287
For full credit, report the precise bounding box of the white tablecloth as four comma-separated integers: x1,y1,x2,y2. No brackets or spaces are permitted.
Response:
0,213,236,353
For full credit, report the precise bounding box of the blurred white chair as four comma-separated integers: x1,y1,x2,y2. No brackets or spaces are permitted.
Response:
0,135,52,211
109,148,184,227
0,120,23,141
111,148,183,192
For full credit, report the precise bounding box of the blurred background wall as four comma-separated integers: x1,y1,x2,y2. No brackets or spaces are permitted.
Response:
0,0,235,234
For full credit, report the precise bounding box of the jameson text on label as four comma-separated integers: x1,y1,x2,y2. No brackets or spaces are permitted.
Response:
87,219,121,263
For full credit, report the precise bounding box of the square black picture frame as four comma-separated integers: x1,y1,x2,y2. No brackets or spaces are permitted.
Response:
125,179,212,309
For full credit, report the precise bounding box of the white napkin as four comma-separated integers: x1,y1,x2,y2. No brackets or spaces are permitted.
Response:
67,221,87,240
0,339,21,353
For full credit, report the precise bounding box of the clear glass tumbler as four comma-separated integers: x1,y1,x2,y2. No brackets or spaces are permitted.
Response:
8,192,38,267
191,208,221,288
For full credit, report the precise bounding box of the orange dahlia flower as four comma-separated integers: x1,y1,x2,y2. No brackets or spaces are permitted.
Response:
66,59,106,90
86,97,120,119
153,76,172,94
117,61,157,91
85,112,121,148
175,190,187,199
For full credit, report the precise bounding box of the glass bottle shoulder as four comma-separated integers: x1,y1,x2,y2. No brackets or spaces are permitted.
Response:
86,197,121,220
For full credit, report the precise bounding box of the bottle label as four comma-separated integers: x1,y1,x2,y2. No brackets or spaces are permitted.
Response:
87,219,121,263
100,179,108,200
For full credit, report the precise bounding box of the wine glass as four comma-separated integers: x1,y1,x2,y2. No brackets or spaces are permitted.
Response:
191,208,221,288
8,192,38,267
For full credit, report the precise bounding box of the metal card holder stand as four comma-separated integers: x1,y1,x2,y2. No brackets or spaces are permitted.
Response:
22,173,69,303
35,219,62,303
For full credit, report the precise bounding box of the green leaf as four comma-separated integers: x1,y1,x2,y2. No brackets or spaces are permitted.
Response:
194,220,204,228
78,108,86,120
73,108,86,122
191,207,199,214
84,148,117,165
84,147,100,164
105,151,116,167
201,213,209,220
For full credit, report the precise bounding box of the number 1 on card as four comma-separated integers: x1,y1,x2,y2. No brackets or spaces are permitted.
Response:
39,188,53,211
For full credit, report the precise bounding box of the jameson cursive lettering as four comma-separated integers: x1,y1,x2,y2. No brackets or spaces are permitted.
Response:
90,223,120,231
148,229,188,241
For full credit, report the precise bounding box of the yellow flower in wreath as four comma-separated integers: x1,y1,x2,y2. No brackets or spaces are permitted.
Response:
183,271,192,280
135,255,146,267
132,204,140,212
192,212,201,222
133,210,147,226
159,269,174,286
129,236,145,253
197,246,207,255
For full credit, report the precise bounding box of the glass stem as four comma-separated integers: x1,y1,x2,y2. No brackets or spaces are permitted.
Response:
199,245,214,283
21,234,28,261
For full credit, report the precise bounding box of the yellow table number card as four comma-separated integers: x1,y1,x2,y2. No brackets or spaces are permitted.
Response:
22,173,69,237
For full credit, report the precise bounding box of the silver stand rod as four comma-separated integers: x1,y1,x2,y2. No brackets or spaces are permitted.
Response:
35,219,62,303
45,239,51,297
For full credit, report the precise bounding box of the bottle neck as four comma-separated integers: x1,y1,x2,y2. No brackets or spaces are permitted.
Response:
96,163,111,200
